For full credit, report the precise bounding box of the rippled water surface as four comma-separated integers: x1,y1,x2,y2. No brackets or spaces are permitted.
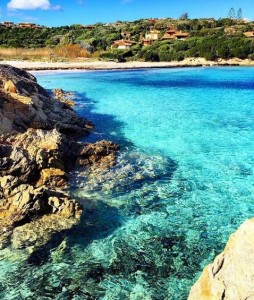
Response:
2,67,254,299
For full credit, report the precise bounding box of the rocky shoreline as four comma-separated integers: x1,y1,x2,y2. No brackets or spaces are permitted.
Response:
0,64,252,298
0,64,119,251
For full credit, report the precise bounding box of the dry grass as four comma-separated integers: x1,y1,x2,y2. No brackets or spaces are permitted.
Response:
54,44,91,59
0,44,93,61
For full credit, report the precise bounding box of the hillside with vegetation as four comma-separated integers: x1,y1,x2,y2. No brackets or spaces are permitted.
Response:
1,16,254,62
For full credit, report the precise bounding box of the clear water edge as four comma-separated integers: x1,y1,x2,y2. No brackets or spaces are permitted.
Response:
1,67,254,299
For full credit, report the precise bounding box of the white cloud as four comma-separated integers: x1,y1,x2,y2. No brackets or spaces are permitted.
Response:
7,0,61,10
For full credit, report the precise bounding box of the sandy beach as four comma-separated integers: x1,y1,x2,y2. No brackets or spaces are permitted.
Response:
0,57,254,71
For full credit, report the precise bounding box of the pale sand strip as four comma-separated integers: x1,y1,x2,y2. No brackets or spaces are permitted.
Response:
0,58,253,71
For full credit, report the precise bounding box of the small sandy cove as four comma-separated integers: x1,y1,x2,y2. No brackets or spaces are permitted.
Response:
0,57,254,71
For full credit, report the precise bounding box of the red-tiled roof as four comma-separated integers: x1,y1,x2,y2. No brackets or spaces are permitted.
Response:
112,40,137,47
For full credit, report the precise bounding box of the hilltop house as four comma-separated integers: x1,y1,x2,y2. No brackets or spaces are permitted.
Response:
0,21,43,28
111,39,136,50
145,29,160,40
18,22,36,28
174,32,189,40
162,29,189,40
18,22,43,29
162,29,177,40
141,29,160,46
1,21,14,27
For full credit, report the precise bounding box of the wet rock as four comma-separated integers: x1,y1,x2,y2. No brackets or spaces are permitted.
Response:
0,172,82,249
11,214,78,250
188,218,254,300
53,88,65,99
77,140,120,170
53,88,75,106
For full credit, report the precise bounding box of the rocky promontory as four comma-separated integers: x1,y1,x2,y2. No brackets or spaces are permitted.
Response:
0,64,119,250
188,218,254,300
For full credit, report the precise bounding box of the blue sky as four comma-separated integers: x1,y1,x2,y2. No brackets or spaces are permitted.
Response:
1,0,254,27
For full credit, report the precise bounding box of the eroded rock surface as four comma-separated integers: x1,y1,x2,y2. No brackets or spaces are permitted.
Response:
0,64,119,251
0,64,93,135
188,218,254,300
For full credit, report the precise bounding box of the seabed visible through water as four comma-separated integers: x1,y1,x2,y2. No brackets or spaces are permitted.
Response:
1,67,254,299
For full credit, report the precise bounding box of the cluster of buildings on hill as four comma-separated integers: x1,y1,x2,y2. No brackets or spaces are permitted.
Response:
111,25,254,50
0,21,44,29
111,27,189,49
141,28,189,46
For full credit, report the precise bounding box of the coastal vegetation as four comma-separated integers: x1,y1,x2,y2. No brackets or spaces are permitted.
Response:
0,17,254,62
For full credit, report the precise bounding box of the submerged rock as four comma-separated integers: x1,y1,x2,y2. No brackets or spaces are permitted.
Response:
74,150,176,192
0,64,119,251
11,214,77,250
77,140,120,170
188,218,254,300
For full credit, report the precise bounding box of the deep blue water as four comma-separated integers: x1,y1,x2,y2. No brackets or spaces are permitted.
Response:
1,67,254,299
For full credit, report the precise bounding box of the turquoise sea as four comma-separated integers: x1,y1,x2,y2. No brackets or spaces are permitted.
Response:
1,67,254,299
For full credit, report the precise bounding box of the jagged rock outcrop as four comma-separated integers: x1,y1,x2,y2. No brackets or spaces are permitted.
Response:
0,64,93,135
188,218,254,300
0,130,83,250
0,64,119,251
52,88,75,106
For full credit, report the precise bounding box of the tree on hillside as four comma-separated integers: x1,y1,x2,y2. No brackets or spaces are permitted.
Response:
179,12,189,20
228,8,236,19
237,8,243,20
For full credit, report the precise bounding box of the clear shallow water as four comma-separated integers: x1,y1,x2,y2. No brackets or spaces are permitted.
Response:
1,67,254,299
